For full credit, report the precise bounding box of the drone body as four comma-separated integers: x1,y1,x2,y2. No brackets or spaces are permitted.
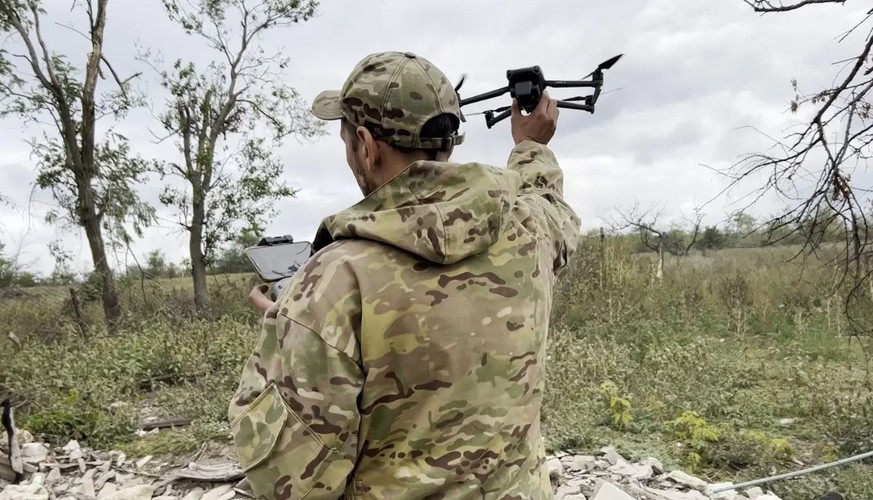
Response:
456,54,623,128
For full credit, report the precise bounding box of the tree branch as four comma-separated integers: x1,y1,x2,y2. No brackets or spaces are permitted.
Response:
743,0,846,13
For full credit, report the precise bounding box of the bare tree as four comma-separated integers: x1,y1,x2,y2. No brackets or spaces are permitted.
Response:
727,0,873,330
0,0,155,332
608,202,703,280
142,0,325,310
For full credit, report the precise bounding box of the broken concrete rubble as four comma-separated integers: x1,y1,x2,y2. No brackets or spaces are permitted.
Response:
1,426,796,500
667,470,710,492
546,445,786,500
1,432,252,500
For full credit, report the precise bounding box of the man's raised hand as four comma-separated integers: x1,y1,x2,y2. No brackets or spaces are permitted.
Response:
510,90,559,146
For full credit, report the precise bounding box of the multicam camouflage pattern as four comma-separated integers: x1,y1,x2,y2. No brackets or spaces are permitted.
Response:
312,51,465,151
228,140,581,499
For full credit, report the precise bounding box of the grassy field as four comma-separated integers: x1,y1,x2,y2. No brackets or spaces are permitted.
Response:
2,237,872,499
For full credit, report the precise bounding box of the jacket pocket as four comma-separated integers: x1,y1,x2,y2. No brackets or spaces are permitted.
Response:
231,383,349,499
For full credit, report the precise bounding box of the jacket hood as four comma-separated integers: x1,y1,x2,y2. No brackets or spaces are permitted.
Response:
312,160,520,264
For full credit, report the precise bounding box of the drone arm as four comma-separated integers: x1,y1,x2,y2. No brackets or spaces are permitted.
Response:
459,86,510,107
543,79,600,89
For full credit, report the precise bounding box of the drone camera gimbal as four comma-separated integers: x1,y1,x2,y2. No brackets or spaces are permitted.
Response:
456,54,623,129
507,66,546,113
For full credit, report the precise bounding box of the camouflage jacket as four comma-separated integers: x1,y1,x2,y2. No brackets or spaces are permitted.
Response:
228,140,581,499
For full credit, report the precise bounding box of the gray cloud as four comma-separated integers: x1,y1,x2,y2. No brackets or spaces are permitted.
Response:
1,0,869,275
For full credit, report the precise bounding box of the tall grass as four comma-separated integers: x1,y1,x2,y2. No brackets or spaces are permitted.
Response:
1,238,871,498
543,237,873,498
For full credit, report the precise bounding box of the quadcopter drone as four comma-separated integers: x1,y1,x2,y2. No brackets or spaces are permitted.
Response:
455,54,623,129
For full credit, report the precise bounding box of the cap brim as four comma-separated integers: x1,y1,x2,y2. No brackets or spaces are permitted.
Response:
311,90,343,120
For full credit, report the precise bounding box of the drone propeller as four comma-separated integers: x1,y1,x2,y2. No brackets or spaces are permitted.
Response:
598,54,623,71
454,73,468,121
454,73,467,93
579,53,624,79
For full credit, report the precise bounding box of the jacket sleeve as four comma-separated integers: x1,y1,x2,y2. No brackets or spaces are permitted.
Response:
506,140,582,273
228,248,364,500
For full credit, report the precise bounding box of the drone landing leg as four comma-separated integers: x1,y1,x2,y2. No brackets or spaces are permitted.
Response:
556,101,594,113
486,109,511,128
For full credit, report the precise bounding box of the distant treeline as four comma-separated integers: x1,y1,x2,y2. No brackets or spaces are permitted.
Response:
1,228,260,288
0,210,854,288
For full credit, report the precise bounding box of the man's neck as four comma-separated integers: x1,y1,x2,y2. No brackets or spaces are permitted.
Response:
372,142,451,187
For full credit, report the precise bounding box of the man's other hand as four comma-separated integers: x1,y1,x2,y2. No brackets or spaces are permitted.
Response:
248,283,274,315
510,90,559,146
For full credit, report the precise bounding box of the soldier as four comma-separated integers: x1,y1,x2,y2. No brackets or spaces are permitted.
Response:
230,51,581,499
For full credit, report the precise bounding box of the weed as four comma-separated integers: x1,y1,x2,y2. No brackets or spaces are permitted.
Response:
599,381,634,431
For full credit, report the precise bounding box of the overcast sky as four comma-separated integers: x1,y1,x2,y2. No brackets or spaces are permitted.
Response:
0,0,869,276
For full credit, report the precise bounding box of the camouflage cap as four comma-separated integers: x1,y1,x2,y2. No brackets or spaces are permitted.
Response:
312,51,464,150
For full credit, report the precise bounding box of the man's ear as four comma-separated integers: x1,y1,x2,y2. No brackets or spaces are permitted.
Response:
355,126,380,171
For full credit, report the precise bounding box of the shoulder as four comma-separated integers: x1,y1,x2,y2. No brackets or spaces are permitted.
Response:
284,241,361,299
273,239,387,355
294,238,400,286
287,239,385,295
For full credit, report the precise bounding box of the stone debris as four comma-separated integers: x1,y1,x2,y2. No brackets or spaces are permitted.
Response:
546,446,787,500
1,424,800,500
667,470,709,491
1,432,254,500
0,483,50,500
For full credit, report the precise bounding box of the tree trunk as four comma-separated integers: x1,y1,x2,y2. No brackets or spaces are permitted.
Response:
79,0,119,332
190,194,209,311
656,242,665,281
81,198,122,331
